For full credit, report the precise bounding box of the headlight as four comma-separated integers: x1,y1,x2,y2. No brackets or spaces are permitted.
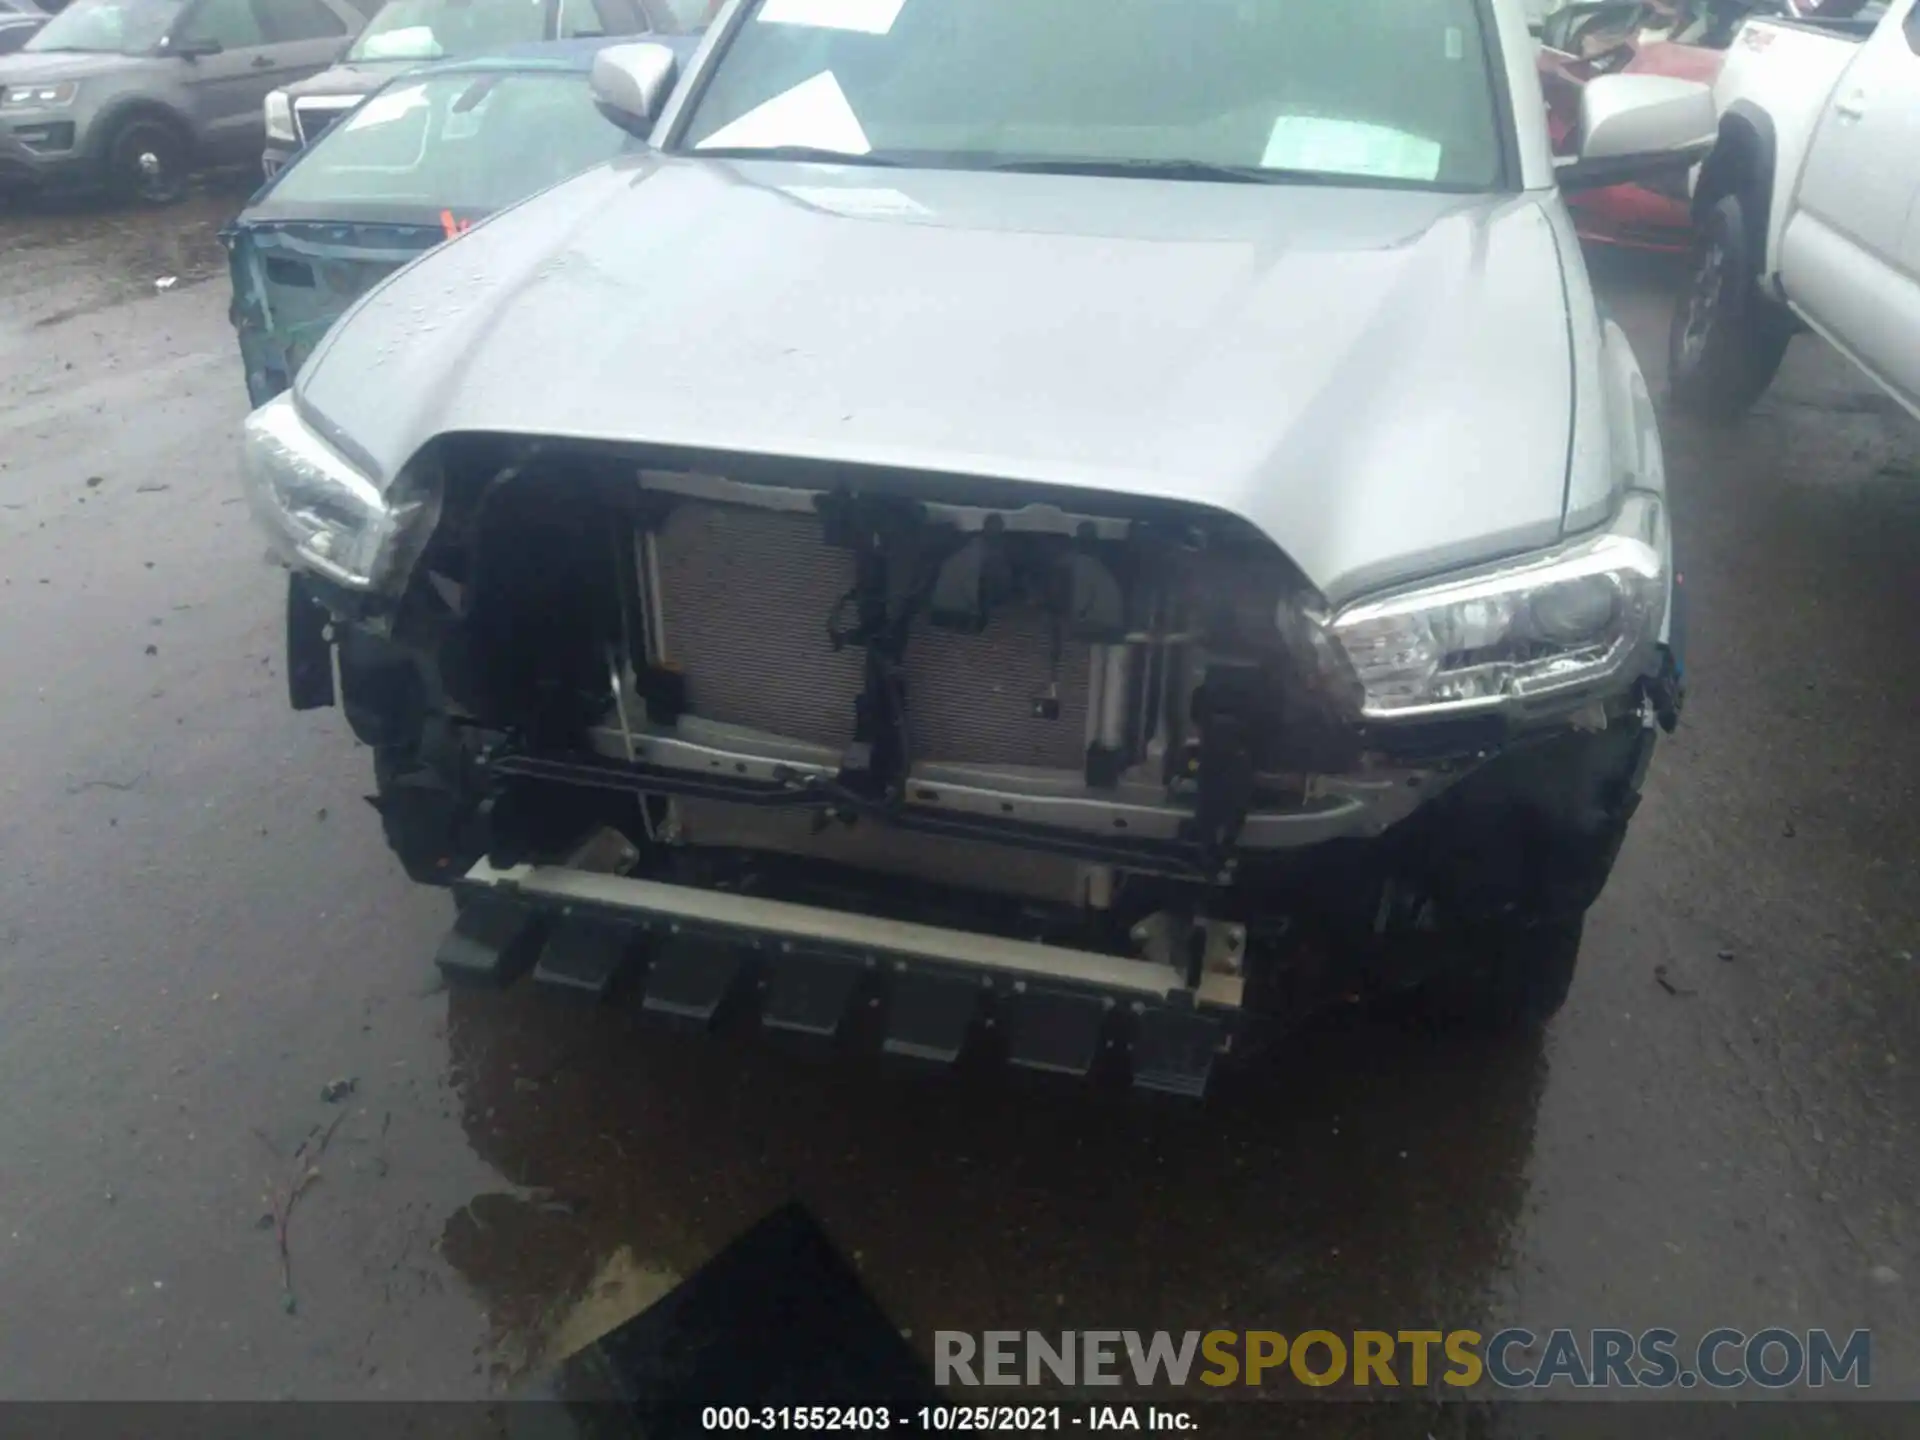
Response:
3,82,78,107
240,394,441,593
1327,494,1668,719
264,90,295,143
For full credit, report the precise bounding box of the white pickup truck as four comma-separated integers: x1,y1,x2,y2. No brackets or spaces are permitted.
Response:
1668,0,1920,419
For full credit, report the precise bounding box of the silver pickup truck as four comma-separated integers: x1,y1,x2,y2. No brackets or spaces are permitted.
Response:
241,0,1712,1095
1670,0,1920,418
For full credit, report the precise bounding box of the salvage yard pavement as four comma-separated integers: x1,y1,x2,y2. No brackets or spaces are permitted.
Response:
1,196,1918,1409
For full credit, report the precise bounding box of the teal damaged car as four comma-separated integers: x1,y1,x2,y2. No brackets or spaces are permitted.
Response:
223,38,688,406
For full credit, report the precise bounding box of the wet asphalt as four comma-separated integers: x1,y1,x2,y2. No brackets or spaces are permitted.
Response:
0,183,1917,1416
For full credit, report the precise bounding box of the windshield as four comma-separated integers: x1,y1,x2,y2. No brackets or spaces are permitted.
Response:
25,0,180,53
677,0,1505,190
264,68,635,212
348,0,550,62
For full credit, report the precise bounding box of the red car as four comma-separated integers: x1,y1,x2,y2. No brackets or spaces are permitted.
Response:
1535,0,1862,251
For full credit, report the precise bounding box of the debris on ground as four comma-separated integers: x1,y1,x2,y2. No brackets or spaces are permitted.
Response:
1782,819,1797,838
64,772,146,795
84,476,103,488
257,1112,349,1313
321,1077,357,1103
144,644,158,656
1653,964,1696,998
154,277,177,291
1717,948,1736,962
1870,1265,1902,1288
136,482,171,494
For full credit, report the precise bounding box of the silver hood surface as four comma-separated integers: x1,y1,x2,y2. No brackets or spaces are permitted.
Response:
296,159,1578,606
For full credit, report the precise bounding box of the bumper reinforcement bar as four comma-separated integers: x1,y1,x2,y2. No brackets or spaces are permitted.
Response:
444,859,1241,1096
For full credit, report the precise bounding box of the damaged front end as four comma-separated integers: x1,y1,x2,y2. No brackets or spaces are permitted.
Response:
250,398,1677,1095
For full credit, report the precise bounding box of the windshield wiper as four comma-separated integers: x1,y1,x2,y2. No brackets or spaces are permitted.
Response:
690,144,901,167
983,157,1338,186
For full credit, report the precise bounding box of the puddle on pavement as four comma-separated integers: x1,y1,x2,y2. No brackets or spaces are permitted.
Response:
435,986,1549,1389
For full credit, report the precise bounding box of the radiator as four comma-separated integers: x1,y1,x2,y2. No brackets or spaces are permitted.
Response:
650,504,1092,771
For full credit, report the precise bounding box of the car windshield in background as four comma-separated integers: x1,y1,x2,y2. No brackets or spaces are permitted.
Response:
349,0,549,61
264,68,634,213
678,0,1505,190
24,0,180,53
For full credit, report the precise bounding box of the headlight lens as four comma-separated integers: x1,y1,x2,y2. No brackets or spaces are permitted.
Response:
3,82,78,107
240,394,441,593
264,90,295,143
1327,494,1667,719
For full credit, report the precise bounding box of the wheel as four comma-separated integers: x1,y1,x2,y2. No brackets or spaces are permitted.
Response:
104,115,190,205
1423,916,1585,1032
1668,191,1793,422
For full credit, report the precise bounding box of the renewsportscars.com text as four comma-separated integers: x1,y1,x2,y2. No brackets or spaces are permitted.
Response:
935,1328,1871,1391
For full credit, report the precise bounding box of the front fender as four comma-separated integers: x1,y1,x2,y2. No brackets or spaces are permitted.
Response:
1694,103,1778,281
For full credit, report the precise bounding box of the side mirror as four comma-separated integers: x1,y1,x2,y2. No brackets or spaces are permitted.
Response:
590,41,678,138
169,35,223,59
1558,73,1716,191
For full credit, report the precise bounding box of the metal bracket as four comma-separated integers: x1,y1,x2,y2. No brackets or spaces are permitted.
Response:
762,953,867,1039
1129,912,1245,977
1132,1009,1226,1098
436,897,545,987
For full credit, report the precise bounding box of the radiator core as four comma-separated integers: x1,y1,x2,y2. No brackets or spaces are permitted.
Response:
650,503,1092,771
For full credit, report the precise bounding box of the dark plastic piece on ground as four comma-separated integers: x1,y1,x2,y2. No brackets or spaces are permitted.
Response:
533,915,635,1001
1004,986,1108,1077
527,1201,940,1429
881,972,980,1064
436,898,545,987
761,953,865,1038
1131,1007,1224,1098
641,937,742,1027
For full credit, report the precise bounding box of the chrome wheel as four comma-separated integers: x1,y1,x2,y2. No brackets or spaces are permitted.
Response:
1679,238,1725,369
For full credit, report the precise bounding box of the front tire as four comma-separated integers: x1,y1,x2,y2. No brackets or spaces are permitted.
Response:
104,115,190,206
1668,192,1793,422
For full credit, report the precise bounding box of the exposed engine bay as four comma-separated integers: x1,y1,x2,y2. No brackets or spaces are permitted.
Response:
298,443,1663,1093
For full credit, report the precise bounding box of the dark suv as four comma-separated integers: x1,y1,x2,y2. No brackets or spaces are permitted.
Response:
260,0,704,176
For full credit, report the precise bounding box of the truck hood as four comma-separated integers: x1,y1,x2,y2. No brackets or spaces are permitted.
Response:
283,59,416,101
298,160,1578,606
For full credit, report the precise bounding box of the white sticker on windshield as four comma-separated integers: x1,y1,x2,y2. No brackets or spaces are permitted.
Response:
695,70,871,155
1261,117,1442,183
757,0,906,34
347,87,430,131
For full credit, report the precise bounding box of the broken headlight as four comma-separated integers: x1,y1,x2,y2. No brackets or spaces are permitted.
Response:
1327,494,1667,719
240,393,441,593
